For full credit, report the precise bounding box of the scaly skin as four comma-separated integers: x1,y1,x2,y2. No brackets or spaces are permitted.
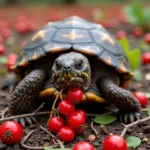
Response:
98,77,141,122
9,69,46,114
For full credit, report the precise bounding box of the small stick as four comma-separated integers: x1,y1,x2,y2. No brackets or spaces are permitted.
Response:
90,120,100,137
34,103,45,114
40,126,65,148
0,103,50,123
50,89,63,119
1,107,8,119
120,115,150,137
21,130,59,149
100,125,110,135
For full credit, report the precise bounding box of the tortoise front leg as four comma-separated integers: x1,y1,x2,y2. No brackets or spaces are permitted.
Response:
98,77,141,123
9,69,46,126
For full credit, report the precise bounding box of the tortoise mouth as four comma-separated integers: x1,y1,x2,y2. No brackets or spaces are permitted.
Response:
56,76,85,89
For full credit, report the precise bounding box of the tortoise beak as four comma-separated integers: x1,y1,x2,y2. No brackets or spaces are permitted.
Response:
63,66,72,78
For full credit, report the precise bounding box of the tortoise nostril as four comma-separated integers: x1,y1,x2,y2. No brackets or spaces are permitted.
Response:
64,66,71,72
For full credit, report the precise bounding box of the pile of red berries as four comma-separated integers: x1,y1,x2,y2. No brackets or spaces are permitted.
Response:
48,88,87,142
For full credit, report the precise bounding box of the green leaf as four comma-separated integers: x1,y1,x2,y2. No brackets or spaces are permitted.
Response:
124,1,148,28
133,70,142,81
94,114,117,125
144,7,150,22
127,48,140,71
0,56,8,64
44,148,71,150
126,136,141,148
119,38,129,55
148,107,150,116
119,38,141,71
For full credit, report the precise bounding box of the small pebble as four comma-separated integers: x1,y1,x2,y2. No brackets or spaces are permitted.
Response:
145,73,150,80
88,134,96,142
6,37,15,45
142,138,148,143
139,133,144,139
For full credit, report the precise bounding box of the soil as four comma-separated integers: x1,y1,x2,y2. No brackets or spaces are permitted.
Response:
0,6,150,150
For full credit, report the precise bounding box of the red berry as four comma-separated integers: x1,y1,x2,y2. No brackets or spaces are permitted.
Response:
0,121,23,144
75,109,86,118
144,33,150,44
1,28,11,38
142,52,150,64
0,36,4,44
58,126,75,142
7,53,17,71
73,142,95,150
103,135,128,150
132,27,143,37
0,44,6,55
48,117,64,133
15,21,32,33
133,92,148,108
116,30,127,40
68,111,85,129
74,126,85,135
67,88,83,103
58,100,75,116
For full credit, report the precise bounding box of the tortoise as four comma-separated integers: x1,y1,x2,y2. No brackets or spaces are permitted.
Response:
6,16,141,126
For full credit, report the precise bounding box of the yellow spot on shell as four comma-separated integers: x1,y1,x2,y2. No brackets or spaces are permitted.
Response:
105,56,112,66
32,30,45,42
101,33,115,45
32,52,40,60
120,61,127,72
61,31,85,40
19,57,27,66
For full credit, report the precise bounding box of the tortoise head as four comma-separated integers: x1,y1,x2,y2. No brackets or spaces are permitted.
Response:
52,52,91,91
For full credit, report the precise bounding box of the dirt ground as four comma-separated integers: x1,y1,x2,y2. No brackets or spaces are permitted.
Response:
0,5,150,150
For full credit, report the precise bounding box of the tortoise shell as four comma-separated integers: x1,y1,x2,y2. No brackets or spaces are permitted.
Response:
12,16,133,88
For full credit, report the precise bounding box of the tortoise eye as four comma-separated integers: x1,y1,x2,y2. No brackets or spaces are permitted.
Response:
76,60,83,69
55,60,61,70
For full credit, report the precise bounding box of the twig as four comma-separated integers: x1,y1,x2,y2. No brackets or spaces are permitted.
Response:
21,130,59,149
1,107,8,119
120,115,150,137
39,126,55,138
100,125,110,135
0,110,51,122
39,126,65,148
50,89,63,119
90,120,100,137
34,103,45,114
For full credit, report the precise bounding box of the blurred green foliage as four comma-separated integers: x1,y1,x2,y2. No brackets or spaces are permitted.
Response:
124,0,150,30
0,0,149,5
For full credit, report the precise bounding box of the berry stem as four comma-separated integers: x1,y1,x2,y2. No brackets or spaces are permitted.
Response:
90,120,100,137
49,89,63,119
21,129,60,149
39,126,65,148
120,115,150,137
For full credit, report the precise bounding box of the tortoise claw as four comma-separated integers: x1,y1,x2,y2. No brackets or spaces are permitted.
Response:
119,112,141,124
13,116,37,127
19,118,25,127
